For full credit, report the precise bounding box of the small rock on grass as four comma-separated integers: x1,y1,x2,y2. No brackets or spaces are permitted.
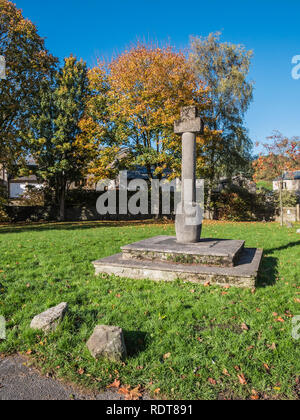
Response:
87,325,127,362
30,302,68,333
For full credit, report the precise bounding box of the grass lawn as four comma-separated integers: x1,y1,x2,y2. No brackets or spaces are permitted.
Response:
0,220,299,400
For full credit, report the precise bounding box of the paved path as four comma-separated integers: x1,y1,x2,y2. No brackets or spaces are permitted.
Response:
0,355,129,400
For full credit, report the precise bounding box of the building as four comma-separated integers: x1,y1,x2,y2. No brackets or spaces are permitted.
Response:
273,171,300,195
0,159,43,199
9,174,43,199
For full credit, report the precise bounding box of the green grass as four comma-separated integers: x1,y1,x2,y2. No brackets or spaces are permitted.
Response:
256,180,273,191
0,220,299,400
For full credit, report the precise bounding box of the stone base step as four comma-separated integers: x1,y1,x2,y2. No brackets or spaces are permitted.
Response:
121,236,245,267
93,247,263,289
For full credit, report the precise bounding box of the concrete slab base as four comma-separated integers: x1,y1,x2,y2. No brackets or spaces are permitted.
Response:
93,244,263,288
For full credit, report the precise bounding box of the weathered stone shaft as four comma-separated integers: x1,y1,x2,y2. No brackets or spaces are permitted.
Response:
174,106,204,244
182,132,196,204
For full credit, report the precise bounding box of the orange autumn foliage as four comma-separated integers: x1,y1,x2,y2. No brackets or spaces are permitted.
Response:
253,132,300,182
80,43,210,182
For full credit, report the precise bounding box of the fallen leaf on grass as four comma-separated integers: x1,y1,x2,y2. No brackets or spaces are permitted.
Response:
238,374,247,385
208,377,217,385
107,379,121,389
294,298,300,304
118,385,131,395
266,342,277,351
223,369,230,377
276,317,285,323
163,352,171,360
263,363,270,372
118,385,143,401
241,323,250,331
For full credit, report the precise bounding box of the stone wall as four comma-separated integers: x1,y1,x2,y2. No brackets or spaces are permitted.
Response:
5,204,160,223
275,205,300,223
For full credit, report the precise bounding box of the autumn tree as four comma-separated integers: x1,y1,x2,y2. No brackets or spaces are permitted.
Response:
26,56,90,221
0,0,57,172
253,132,300,225
76,65,123,182
82,44,209,183
190,32,254,217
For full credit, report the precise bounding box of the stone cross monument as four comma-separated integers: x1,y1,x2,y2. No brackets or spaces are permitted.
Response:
174,106,204,244
93,107,263,289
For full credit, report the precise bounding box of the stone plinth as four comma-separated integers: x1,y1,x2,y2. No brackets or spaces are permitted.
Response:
93,247,263,289
93,235,263,288
121,236,245,267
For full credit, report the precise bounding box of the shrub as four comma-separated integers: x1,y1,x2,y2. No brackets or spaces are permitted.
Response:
20,185,44,206
274,190,299,208
211,185,276,221
212,187,254,221
0,185,10,222
65,188,99,206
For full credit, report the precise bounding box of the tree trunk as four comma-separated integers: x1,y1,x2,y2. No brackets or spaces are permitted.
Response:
206,147,216,221
207,179,214,220
207,187,211,220
59,186,65,222
58,176,66,222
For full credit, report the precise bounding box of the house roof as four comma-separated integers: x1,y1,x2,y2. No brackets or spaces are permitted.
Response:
25,156,37,166
274,171,300,181
10,175,39,182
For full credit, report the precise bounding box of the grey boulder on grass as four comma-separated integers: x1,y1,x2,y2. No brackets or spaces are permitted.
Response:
30,302,68,333
87,325,127,362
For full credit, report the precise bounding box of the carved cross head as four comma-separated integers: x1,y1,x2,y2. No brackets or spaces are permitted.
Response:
174,106,204,135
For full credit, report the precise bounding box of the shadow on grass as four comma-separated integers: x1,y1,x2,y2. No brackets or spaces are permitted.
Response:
256,255,278,288
123,330,148,357
265,240,300,254
0,219,168,235
256,239,300,287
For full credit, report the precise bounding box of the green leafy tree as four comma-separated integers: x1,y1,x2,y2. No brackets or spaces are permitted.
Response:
27,56,90,220
190,32,254,217
0,0,57,172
